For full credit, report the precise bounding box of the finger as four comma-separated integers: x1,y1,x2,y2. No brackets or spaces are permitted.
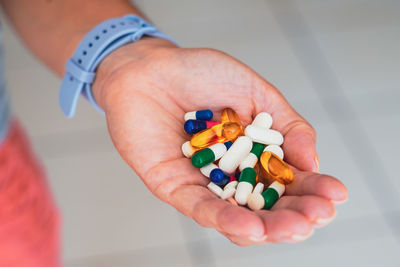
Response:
177,187,266,239
286,170,348,202
255,209,313,243
272,195,336,227
252,83,318,172
147,158,266,239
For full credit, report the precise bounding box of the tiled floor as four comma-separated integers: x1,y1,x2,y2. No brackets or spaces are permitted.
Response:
1,0,399,266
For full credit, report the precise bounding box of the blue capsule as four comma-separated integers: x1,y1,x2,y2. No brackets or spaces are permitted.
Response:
224,141,233,150
184,109,213,121
210,168,232,187
184,120,219,134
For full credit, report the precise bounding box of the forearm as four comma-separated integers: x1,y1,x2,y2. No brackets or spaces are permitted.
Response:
0,0,143,76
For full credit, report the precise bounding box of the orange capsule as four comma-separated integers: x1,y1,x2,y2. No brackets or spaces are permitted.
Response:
254,161,261,184
259,151,294,185
221,108,243,134
190,122,242,149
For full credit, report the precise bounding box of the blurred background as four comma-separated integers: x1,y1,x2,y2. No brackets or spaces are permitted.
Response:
1,0,399,266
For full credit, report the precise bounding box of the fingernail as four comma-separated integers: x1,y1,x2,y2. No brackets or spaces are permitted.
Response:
314,155,320,173
291,229,314,242
331,198,348,205
314,211,337,228
249,235,268,242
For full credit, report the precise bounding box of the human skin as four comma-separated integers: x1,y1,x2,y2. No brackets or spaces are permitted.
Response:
1,0,347,246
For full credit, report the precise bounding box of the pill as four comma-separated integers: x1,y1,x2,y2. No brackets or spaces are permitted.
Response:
219,136,253,173
251,112,273,129
223,180,238,190
262,181,285,210
221,187,236,200
221,108,242,127
235,167,257,205
200,163,218,177
185,109,213,121
260,151,293,185
245,125,284,146
239,142,265,171
210,168,234,187
247,193,265,211
263,145,284,160
207,182,223,197
253,182,264,194
182,141,200,158
184,120,219,134
192,141,232,168
190,122,242,149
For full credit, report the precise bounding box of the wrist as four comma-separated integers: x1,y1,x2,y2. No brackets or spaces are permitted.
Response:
92,37,179,112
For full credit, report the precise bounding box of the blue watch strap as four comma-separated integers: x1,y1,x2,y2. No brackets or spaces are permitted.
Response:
59,15,177,117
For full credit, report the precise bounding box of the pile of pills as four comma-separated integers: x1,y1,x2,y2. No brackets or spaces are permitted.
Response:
182,108,294,210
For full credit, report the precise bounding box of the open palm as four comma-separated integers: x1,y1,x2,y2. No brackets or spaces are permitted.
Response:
94,40,348,246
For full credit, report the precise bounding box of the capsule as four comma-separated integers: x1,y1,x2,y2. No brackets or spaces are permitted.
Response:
221,108,242,127
200,163,219,178
219,136,253,173
185,109,213,121
224,180,238,191
253,182,265,194
259,151,294,185
191,141,232,168
190,122,242,149
210,168,235,187
235,167,257,205
247,181,285,210
263,144,284,160
182,141,201,158
262,181,285,209
239,142,265,171
221,187,236,200
184,120,219,134
245,125,283,145
251,112,273,129
207,182,223,197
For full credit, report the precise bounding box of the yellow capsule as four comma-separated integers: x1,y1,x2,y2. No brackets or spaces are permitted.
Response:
254,161,261,184
190,122,242,149
221,108,243,134
259,151,294,185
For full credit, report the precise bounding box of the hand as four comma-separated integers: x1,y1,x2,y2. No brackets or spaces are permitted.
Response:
92,38,348,246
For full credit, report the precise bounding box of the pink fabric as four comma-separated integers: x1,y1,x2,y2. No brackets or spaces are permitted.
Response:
0,119,60,267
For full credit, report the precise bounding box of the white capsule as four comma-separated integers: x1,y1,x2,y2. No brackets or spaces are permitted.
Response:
223,180,238,191
182,141,196,158
247,193,265,211
269,181,285,197
200,163,218,178
245,125,284,145
207,182,223,197
239,152,258,171
263,144,284,159
219,136,253,173
209,142,229,160
221,187,236,200
253,182,265,194
252,112,273,129
184,111,196,121
234,181,254,205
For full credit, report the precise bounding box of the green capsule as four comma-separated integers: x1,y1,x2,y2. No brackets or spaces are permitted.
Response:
239,167,256,186
191,148,215,168
250,142,265,159
262,188,279,210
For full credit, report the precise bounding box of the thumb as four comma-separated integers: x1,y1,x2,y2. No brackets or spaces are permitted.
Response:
253,84,318,172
